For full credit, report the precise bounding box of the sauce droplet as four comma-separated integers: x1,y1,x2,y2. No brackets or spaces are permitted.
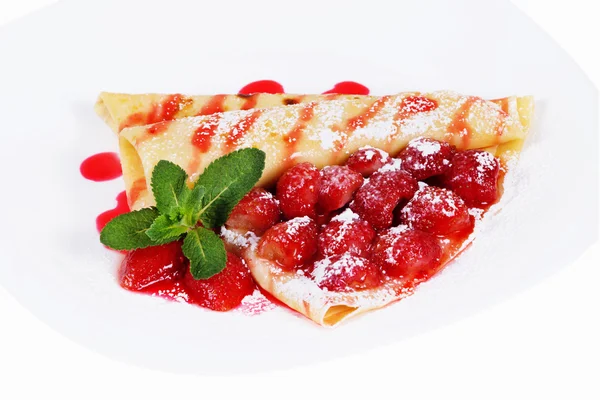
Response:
323,81,370,95
96,191,130,232
238,80,285,95
80,152,122,181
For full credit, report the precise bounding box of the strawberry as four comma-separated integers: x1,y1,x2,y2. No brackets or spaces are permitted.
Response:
225,188,280,235
397,138,454,180
372,227,442,281
119,241,187,291
350,169,418,230
257,217,318,271
310,253,381,292
318,165,363,212
183,252,255,312
276,162,321,219
317,211,375,258
345,146,391,177
441,149,500,207
400,186,473,235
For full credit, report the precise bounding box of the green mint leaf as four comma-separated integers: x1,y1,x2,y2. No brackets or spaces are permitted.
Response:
195,148,265,228
151,160,191,218
100,208,163,250
182,227,227,279
146,215,189,242
181,185,206,227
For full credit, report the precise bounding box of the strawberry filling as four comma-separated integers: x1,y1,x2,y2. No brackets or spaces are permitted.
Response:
118,138,502,311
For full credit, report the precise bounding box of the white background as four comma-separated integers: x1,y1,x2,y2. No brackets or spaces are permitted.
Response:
0,0,598,398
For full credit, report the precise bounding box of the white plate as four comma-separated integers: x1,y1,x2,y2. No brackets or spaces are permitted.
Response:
0,0,597,374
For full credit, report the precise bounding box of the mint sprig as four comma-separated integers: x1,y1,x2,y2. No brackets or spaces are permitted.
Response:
183,227,227,279
195,148,266,228
100,148,266,279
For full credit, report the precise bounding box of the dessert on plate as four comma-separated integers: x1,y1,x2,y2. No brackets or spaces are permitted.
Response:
93,82,533,326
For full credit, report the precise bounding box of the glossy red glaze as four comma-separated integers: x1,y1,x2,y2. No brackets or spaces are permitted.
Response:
80,152,122,181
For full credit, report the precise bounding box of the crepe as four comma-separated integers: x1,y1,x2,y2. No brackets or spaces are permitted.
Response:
117,91,533,210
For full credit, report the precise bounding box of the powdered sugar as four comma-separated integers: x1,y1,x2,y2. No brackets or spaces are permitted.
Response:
410,137,441,156
359,146,390,162
332,208,360,223
377,158,403,173
220,226,259,250
238,289,277,316
285,216,312,235
311,254,370,291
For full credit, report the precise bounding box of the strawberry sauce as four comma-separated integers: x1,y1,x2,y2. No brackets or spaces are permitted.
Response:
95,191,130,232
80,152,122,181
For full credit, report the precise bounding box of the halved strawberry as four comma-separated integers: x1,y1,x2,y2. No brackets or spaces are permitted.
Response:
317,210,375,258
399,186,472,235
345,146,391,177
310,253,381,292
318,165,363,212
225,188,280,235
119,241,187,291
183,252,255,312
257,216,318,271
350,169,418,230
441,149,500,207
397,138,454,180
372,227,442,281
276,162,321,219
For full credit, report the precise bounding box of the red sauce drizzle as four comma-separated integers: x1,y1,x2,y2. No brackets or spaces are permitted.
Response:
346,96,390,132
283,103,317,163
80,152,122,181
490,98,510,139
223,109,264,151
192,117,221,153
198,94,227,116
396,95,439,121
96,191,130,232
447,97,478,148
238,80,285,95
491,97,510,113
147,120,172,135
120,94,189,131
322,81,370,95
